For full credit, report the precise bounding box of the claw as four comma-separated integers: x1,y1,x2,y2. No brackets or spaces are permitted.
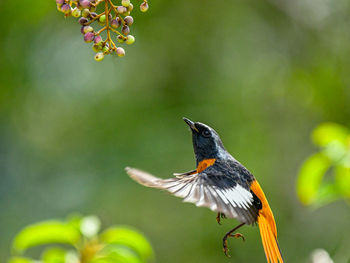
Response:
221,223,246,257
223,239,231,257
229,233,245,242
216,213,226,225
216,213,221,225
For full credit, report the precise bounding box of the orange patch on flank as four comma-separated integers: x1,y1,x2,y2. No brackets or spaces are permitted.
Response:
196,158,216,173
250,180,283,263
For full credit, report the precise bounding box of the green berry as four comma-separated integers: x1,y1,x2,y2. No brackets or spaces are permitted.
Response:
122,0,130,7
83,25,94,33
102,45,110,54
82,8,90,18
116,47,125,57
126,35,135,45
92,44,101,52
117,35,125,43
94,52,104,61
72,7,81,17
127,3,134,11
99,14,106,23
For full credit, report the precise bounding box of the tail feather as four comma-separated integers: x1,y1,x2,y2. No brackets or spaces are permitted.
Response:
258,215,283,263
250,180,284,263
260,218,273,262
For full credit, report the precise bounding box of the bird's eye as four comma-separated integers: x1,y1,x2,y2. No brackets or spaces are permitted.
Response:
202,130,210,137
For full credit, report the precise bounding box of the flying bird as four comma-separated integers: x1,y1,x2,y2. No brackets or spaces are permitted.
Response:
126,118,284,263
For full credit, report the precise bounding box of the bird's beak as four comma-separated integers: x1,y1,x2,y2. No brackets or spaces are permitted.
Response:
183,117,199,133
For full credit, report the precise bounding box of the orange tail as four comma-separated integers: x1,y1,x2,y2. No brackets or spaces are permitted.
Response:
250,180,284,263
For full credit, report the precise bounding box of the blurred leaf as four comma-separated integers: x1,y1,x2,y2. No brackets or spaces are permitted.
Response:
313,183,340,208
322,141,347,162
65,251,80,263
340,151,350,167
7,257,34,263
335,166,350,197
297,153,330,205
100,226,153,261
312,123,349,147
41,247,66,263
80,215,101,238
13,220,81,253
66,214,83,231
93,246,142,263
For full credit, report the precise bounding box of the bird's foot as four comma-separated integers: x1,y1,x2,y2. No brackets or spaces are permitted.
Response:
222,232,245,257
216,213,226,225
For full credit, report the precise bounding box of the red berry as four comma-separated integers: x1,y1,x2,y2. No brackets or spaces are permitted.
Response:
84,32,95,42
140,2,149,12
60,3,71,14
111,17,121,28
94,35,102,44
79,17,88,25
122,25,130,35
116,47,125,57
79,0,91,9
124,16,133,26
117,6,127,14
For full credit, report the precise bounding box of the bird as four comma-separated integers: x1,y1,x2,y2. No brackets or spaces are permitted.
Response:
125,118,284,263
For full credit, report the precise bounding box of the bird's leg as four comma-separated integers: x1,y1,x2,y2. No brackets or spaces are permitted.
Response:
216,213,221,225
222,223,245,257
216,213,227,225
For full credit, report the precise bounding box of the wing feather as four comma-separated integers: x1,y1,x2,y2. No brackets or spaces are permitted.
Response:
126,167,258,224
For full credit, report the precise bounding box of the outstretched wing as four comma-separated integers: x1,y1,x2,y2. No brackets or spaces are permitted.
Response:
126,167,259,224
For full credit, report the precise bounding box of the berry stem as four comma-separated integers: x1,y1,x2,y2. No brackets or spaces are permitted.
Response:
96,26,107,35
110,27,124,37
86,11,105,25
105,1,113,49
107,0,126,26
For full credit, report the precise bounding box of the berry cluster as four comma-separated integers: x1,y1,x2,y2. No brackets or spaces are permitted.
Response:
56,0,149,61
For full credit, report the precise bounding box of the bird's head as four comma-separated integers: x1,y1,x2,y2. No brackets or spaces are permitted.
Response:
183,117,227,164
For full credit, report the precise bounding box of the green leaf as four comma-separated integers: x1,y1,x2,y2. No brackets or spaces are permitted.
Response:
297,153,330,205
7,257,34,263
13,220,81,253
312,183,340,208
41,247,67,263
312,123,349,147
93,246,142,263
321,141,347,162
100,226,153,261
66,213,83,230
335,166,350,197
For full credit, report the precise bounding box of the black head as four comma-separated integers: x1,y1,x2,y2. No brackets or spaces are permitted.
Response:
183,117,227,164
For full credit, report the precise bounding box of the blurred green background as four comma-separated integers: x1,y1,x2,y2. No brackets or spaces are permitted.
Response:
1,0,350,262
